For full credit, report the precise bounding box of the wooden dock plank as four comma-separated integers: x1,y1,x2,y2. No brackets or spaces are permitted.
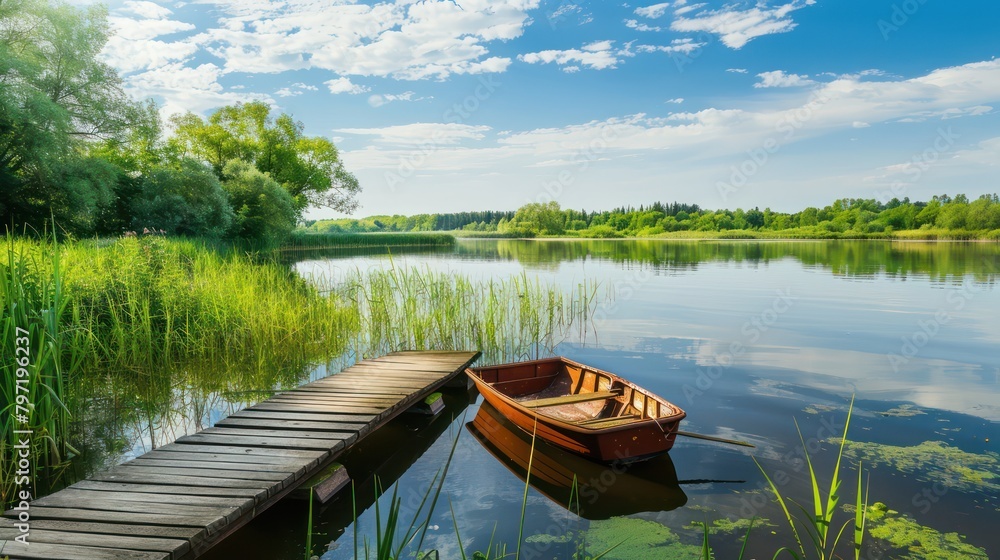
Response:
2,350,481,560
0,539,170,560
0,529,188,557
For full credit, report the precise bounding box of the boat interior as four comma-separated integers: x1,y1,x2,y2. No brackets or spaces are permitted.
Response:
472,358,682,427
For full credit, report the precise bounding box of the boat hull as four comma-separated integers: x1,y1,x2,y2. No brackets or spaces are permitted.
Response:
467,357,685,463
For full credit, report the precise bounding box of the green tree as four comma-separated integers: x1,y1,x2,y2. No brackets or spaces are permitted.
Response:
130,160,234,238
936,199,969,230
508,201,565,235
965,195,1000,230
222,160,297,245
0,0,138,233
169,101,360,217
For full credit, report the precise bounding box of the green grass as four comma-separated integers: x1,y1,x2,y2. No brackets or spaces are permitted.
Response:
285,231,457,250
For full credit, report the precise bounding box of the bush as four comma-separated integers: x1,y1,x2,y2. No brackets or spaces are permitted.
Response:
580,225,623,238
130,160,233,237
222,160,297,246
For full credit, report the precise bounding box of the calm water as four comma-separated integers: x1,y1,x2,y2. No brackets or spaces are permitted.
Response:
86,240,1000,559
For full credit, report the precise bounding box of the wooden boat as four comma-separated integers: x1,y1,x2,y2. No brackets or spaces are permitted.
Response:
467,401,687,519
466,357,686,463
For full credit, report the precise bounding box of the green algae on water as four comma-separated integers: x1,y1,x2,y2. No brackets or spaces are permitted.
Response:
864,502,989,559
836,440,999,492
582,517,701,560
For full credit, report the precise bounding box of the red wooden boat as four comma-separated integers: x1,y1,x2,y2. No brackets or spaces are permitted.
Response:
466,357,686,463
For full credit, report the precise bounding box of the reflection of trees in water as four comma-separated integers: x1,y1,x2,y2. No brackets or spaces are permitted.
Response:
68,356,320,485
455,240,1000,284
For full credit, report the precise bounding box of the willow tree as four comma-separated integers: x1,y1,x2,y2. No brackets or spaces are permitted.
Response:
168,101,360,218
0,0,138,233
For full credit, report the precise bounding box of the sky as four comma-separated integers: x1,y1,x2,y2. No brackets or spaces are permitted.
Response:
90,0,1000,219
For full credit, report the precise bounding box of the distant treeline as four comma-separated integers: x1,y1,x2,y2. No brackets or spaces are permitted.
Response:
302,196,1000,240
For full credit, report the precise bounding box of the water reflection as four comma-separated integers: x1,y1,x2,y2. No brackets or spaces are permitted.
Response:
467,402,687,520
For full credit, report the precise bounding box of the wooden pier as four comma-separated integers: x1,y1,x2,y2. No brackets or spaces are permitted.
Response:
1,350,480,560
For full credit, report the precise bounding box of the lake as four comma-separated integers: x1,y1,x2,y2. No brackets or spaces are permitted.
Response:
87,239,1000,559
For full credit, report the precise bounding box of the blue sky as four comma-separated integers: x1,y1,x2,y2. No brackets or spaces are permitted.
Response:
94,0,1000,219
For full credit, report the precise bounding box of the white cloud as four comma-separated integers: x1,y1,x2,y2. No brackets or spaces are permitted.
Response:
754,70,815,88
636,38,704,55
184,0,535,80
852,121,870,128
671,1,816,49
953,137,1000,166
125,62,271,117
666,98,684,104
896,105,992,122
102,3,198,74
275,82,319,97
337,123,491,145
121,0,173,20
324,77,370,95
635,2,675,19
367,91,416,108
520,40,622,70
625,19,663,32
727,68,749,74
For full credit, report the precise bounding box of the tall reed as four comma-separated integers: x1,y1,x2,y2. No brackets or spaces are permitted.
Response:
336,264,598,365
1,234,84,502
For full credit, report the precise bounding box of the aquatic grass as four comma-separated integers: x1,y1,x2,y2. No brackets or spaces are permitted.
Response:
336,264,598,365
1,233,84,502
697,517,756,560
752,396,870,560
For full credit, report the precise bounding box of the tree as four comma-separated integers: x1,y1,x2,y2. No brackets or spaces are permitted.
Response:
129,160,234,238
745,208,765,229
508,201,565,235
222,160,297,245
169,101,360,217
0,0,139,233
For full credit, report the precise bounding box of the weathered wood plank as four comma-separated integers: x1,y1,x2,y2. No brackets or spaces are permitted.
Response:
228,410,376,423
175,433,350,451
214,417,373,433
0,529,188,557
0,539,170,560
69,480,264,500
11,520,201,540
113,464,292,482
89,470,274,489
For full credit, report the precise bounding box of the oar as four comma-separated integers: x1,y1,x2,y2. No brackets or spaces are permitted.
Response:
676,430,755,448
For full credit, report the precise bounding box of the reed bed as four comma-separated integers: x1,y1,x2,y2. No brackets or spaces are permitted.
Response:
336,264,598,365
284,231,456,250
1,236,83,501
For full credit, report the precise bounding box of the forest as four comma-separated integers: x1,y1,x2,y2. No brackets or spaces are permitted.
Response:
303,196,1000,240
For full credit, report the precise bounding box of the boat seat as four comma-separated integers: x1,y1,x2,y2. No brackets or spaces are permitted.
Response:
519,390,621,409
574,415,641,429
